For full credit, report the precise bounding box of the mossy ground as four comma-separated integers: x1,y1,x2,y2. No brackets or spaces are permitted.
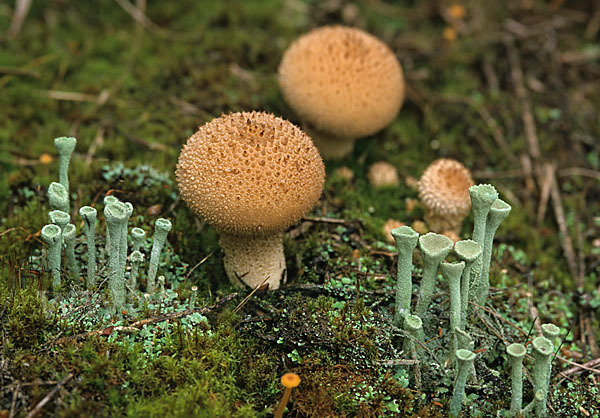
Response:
1,0,599,416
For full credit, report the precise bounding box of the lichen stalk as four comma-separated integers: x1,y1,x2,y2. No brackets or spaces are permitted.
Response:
103,195,119,252
158,275,165,296
131,227,146,251
440,261,465,361
468,184,498,295
391,226,419,327
41,224,62,290
506,343,527,416
475,198,511,306
48,182,69,213
190,286,198,309
49,209,70,245
402,314,423,388
79,206,97,287
105,202,128,315
63,223,79,275
541,323,560,391
219,231,286,290
454,240,482,329
119,202,133,277
449,349,476,418
532,336,553,417
415,233,453,318
147,218,172,293
53,136,76,200
129,250,144,292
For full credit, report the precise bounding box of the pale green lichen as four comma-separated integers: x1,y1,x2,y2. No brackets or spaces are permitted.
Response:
41,224,62,290
440,261,465,361
105,202,128,315
103,195,120,252
468,184,497,293
391,226,419,327
131,227,146,251
454,239,481,329
158,275,166,296
79,206,97,287
48,182,69,213
53,137,76,198
129,250,144,293
63,223,79,275
531,336,553,417
506,343,526,417
119,202,133,276
415,232,453,318
475,198,511,306
190,285,198,309
449,349,476,418
147,218,172,293
49,209,70,244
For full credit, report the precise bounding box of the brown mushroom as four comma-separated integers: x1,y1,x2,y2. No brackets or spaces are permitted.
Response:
176,111,325,289
418,158,474,235
278,25,404,158
367,161,399,188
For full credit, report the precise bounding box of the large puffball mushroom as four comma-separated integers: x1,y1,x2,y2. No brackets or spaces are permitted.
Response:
176,111,325,290
278,25,404,158
418,158,474,235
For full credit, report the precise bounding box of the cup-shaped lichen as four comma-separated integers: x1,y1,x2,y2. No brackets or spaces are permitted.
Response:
415,233,453,318
158,275,166,296
532,336,553,417
41,224,62,289
63,223,79,275
402,313,423,354
129,250,144,292
190,285,198,309
54,137,76,196
449,349,477,418
391,226,419,326
131,227,146,251
541,323,559,409
103,195,120,252
79,206,97,287
105,202,128,315
468,184,498,284
454,239,482,328
48,182,69,213
440,261,465,360
119,202,133,276
474,198,511,306
49,209,70,244
455,327,474,351
147,218,172,293
506,343,527,416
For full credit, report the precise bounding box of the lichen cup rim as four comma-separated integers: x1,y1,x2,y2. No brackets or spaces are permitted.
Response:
507,343,527,358
41,224,62,240
391,225,419,240
79,206,97,216
155,218,172,231
419,232,454,257
532,336,553,355
456,349,476,362
541,323,560,338
491,198,511,213
404,314,422,330
454,239,482,261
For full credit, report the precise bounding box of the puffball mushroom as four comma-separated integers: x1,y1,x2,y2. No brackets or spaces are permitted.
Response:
418,158,474,235
176,111,325,290
278,25,404,158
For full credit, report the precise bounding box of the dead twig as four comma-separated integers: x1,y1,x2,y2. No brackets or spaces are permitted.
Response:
7,0,32,39
25,372,73,418
234,278,269,313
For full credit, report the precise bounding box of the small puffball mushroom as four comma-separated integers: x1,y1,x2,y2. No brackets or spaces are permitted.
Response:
367,161,399,188
279,25,404,158
418,159,474,234
382,219,404,244
176,111,325,290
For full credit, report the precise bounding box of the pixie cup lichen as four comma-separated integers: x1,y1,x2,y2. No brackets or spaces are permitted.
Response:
48,182,69,213
119,202,133,276
54,136,76,196
506,343,526,416
105,202,128,315
79,206,97,287
440,261,465,361
147,218,172,293
391,226,419,327
129,250,144,292
454,239,482,328
49,209,70,244
41,224,62,290
131,227,146,251
532,336,553,417
63,223,79,275
103,195,120,251
415,233,453,318
468,184,498,288
449,349,476,418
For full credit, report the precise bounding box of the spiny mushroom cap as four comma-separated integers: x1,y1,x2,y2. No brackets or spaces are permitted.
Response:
176,111,325,236
418,158,474,218
278,25,404,139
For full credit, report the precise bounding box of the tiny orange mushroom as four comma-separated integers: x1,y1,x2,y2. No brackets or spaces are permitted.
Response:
274,373,301,418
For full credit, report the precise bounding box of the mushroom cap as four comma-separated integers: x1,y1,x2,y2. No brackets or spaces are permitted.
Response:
278,25,404,139
281,372,301,388
176,111,325,236
367,161,399,188
418,158,474,219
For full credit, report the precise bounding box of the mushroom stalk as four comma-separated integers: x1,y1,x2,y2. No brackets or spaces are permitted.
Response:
41,224,62,290
414,233,453,318
468,184,498,294
63,223,79,275
507,343,527,416
475,199,511,306
391,226,419,327
449,349,476,418
79,206,97,287
105,202,128,315
147,218,172,293
532,336,553,417
219,231,286,290
129,250,144,292
54,136,77,203
119,202,133,277
274,373,301,418
440,261,465,362
302,123,357,159
48,182,69,213
454,240,482,329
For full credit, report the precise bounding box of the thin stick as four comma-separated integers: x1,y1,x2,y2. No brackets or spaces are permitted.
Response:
25,372,73,418
233,277,269,313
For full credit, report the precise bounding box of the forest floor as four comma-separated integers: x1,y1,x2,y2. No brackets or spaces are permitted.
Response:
0,0,599,416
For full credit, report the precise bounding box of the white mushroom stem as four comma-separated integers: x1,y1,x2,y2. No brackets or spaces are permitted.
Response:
303,123,356,159
219,231,286,290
